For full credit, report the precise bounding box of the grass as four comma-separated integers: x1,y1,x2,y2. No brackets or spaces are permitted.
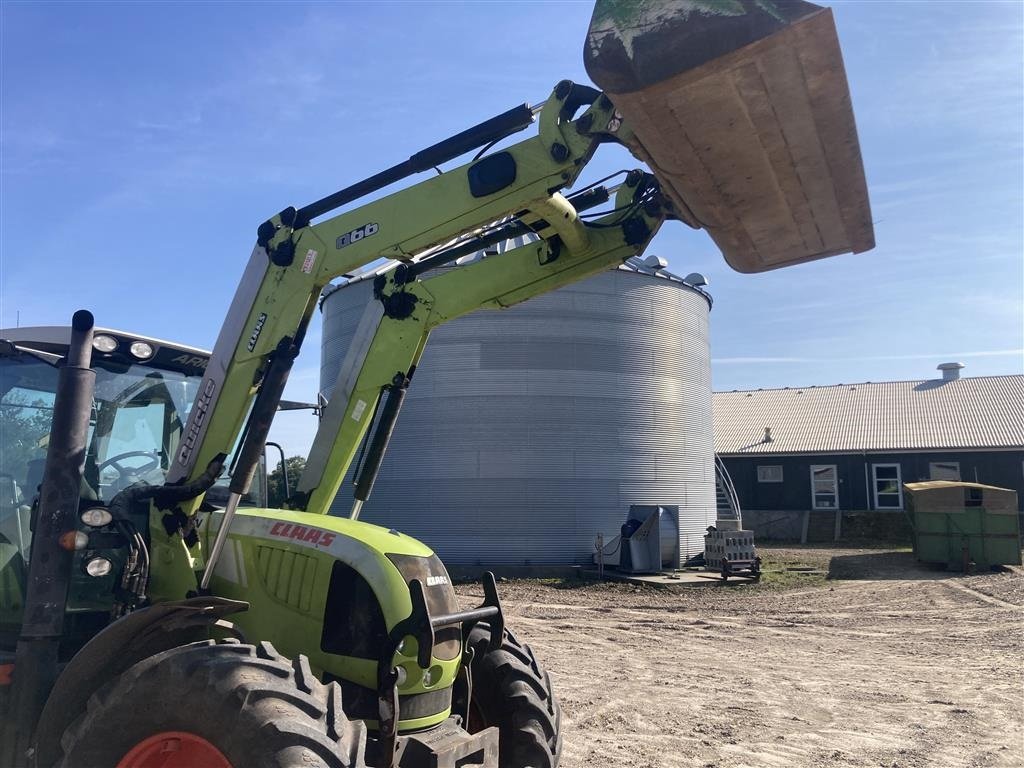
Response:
753,549,830,590
457,545,922,594
757,539,912,551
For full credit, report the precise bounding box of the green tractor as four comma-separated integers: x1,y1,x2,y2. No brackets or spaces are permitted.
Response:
0,2,872,766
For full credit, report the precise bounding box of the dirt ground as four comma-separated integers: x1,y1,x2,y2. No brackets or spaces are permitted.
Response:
456,547,1024,768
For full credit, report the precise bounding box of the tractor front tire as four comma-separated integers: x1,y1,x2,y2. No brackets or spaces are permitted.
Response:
463,622,562,768
57,640,366,768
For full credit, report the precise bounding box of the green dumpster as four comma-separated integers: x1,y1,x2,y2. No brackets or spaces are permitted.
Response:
904,481,1022,569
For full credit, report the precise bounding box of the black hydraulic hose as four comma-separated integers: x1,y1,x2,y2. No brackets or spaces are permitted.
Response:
277,104,534,231
230,338,298,496
407,222,533,279
353,373,410,502
109,452,227,518
407,185,610,280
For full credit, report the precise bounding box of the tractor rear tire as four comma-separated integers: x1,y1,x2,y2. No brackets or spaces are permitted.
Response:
56,640,366,768
463,622,562,768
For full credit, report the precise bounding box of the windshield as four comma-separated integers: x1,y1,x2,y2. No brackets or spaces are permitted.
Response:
1,352,199,510
1,347,269,510
1,350,271,560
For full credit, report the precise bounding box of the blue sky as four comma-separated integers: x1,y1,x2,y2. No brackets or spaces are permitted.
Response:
2,1,1022,457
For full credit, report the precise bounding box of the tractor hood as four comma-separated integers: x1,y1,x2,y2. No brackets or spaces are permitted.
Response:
585,0,874,273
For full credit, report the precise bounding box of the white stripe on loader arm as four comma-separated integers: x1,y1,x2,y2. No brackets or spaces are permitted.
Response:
297,299,384,495
168,245,270,483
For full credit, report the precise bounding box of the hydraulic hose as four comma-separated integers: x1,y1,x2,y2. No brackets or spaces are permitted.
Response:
201,336,298,589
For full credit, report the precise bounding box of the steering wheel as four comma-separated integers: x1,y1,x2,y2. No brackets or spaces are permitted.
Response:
97,451,161,479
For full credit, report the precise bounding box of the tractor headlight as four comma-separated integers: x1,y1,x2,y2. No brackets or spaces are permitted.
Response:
92,334,118,353
81,507,112,527
84,556,113,577
129,340,155,360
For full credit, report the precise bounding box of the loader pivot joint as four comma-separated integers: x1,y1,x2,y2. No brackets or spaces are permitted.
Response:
575,113,595,134
374,274,418,319
622,217,650,247
161,507,199,547
557,82,602,122
256,219,277,249
278,206,298,228
270,238,296,267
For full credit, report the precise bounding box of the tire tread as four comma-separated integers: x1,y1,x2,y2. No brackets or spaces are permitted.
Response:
56,640,366,768
466,623,562,768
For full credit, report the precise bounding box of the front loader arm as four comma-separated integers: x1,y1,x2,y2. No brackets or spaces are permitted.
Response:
297,175,667,517
165,82,622,522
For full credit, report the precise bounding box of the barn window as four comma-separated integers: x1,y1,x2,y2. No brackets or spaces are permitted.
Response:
872,464,903,510
757,465,783,483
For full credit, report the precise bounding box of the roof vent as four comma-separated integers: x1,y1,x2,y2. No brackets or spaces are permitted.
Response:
643,254,668,271
764,426,773,443
683,272,709,287
937,362,965,381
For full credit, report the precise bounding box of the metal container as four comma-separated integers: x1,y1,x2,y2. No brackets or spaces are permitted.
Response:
905,481,1022,569
320,265,716,566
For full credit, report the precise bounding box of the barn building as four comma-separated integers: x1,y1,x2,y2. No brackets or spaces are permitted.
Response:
713,368,1024,542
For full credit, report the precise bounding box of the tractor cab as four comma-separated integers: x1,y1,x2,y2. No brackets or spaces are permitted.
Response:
0,327,262,651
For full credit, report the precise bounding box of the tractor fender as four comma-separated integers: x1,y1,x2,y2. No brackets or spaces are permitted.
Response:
32,596,247,768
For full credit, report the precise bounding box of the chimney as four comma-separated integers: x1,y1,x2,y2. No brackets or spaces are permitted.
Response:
937,362,965,381
764,426,773,443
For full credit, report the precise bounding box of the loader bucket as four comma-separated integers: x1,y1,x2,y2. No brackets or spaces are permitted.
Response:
585,0,874,273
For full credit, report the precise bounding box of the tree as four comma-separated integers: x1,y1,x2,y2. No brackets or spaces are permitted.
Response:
267,455,306,508
0,393,54,495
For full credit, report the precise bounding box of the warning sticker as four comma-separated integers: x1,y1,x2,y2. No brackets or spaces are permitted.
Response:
301,249,318,274
351,399,367,421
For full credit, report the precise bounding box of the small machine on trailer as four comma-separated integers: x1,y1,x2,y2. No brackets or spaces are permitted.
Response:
0,2,872,766
704,527,762,582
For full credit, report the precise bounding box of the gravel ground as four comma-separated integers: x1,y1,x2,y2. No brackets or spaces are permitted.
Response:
456,547,1024,768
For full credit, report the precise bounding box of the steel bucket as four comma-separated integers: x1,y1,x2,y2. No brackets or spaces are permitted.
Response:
586,0,874,272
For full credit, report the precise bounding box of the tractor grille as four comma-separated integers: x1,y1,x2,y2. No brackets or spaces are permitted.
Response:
254,546,318,614
330,676,452,723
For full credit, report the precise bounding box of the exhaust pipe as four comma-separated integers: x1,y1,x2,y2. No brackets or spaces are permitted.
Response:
5,310,96,765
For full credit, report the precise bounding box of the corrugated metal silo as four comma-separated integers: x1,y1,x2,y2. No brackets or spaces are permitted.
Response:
319,265,715,566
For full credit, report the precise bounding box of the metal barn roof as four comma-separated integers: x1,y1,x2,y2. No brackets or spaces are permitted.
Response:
713,375,1024,455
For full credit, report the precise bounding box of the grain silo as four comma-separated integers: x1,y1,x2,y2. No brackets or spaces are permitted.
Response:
319,259,715,567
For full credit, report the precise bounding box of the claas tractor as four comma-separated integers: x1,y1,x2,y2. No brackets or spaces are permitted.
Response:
0,2,872,766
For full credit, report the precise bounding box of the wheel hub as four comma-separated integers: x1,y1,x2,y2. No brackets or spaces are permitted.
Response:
116,731,231,768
